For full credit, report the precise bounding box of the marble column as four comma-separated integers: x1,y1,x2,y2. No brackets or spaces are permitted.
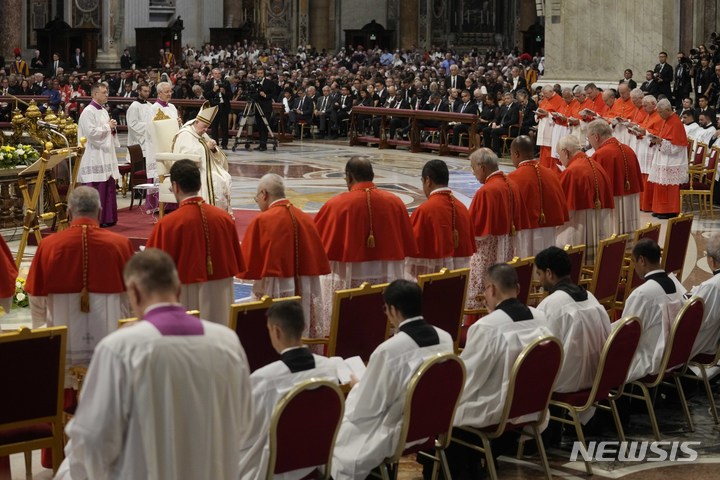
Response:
309,0,331,50
298,0,309,49
0,0,23,60
224,0,244,27
96,0,121,68
399,0,418,49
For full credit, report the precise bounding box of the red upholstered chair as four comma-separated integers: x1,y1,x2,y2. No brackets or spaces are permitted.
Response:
266,379,344,479
451,336,563,480
0,327,67,476
549,316,642,474
373,353,465,480
564,244,586,285
613,224,661,316
624,297,704,440
580,234,628,309
126,144,148,210
681,147,718,218
661,213,693,278
304,282,389,362
418,268,469,352
230,296,300,372
683,344,720,424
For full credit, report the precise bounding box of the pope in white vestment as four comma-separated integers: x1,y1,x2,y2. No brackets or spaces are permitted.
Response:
172,105,233,213
331,316,453,479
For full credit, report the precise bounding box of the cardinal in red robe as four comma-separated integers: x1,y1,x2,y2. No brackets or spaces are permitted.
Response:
0,235,18,315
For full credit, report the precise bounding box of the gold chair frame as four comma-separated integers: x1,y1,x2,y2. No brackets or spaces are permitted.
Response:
417,268,470,352
265,379,345,480
681,145,717,218
681,343,720,424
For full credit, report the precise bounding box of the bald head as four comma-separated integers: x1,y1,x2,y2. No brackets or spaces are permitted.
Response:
510,135,535,166
345,156,374,185
618,83,630,99
602,89,616,107
258,173,285,201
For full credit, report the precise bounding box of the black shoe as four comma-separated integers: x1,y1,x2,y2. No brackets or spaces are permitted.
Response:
656,212,679,219
253,145,267,151
651,212,659,217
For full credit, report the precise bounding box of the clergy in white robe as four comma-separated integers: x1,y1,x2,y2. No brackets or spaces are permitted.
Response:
535,247,610,393
688,234,720,357
172,105,233,213
620,239,686,382
77,83,121,226
56,249,253,480
125,83,152,154
695,112,717,150
145,82,179,181
238,300,338,480
331,280,453,479
683,111,702,152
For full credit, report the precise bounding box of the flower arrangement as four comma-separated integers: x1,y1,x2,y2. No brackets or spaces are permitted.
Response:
13,277,29,309
0,144,40,169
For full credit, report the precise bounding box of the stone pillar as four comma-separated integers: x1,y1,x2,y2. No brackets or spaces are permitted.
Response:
399,0,418,49
297,0,309,49
0,0,23,61
224,0,244,27
309,0,331,50
543,0,679,84
96,0,121,69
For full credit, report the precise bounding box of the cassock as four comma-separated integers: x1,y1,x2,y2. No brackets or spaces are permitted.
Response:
314,181,418,320
331,317,453,479
173,123,233,213
239,349,337,480
635,110,664,211
620,270,686,381
688,270,720,356
608,98,638,145
145,197,245,324
56,305,253,480
145,100,179,180
454,300,551,428
406,188,475,279
571,97,595,145
0,234,18,314
467,171,525,309
125,99,152,155
508,160,568,258
25,218,133,387
648,114,688,214
239,199,331,338
77,101,121,225
557,152,615,264
537,281,610,394
536,93,565,169
592,94,608,117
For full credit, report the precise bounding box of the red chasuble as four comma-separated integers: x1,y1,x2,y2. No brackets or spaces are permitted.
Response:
146,197,245,284
469,171,525,237
641,110,663,135
410,189,475,259
25,218,133,296
314,181,418,262
608,97,637,120
508,160,569,229
560,152,615,211
0,236,18,298
592,94,608,117
592,137,644,196
239,199,330,279
630,107,648,125
656,114,688,146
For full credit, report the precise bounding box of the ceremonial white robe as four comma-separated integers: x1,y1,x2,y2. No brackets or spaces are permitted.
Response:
56,319,253,480
331,325,453,479
467,235,514,309
77,105,120,183
688,272,720,357
635,137,656,176
649,140,688,186
239,355,337,480
613,123,632,146
556,208,614,265
173,124,233,213
248,276,325,338
180,277,234,326
145,101,179,180
550,123,570,159
620,271,686,382
684,122,702,150
455,308,551,428
125,100,152,154
537,289,610,393
694,126,717,151
515,226,556,258
30,292,129,388
536,115,553,148
613,193,640,238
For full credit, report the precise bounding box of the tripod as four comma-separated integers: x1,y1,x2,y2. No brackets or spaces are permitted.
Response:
232,100,278,151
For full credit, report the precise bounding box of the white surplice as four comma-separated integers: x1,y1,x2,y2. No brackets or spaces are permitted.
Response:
30,292,129,388
515,226,556,258
55,319,253,480
180,277,234,325
537,289,611,393
77,105,120,183
331,325,453,479
556,208,614,265
145,101,179,180
454,309,551,428
125,100,152,154
613,193,640,238
466,235,514,309
239,355,337,480
249,276,325,338
688,272,720,357
620,271,686,382
694,125,717,150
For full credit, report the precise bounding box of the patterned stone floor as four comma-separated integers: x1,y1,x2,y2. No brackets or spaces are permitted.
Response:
3,137,720,478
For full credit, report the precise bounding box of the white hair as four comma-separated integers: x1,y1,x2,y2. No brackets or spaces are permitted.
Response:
557,134,581,154
258,173,285,199
657,98,673,111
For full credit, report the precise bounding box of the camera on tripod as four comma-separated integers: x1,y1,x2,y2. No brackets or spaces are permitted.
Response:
239,80,261,101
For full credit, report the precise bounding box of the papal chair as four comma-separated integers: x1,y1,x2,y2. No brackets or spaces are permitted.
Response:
372,353,466,480
230,296,300,373
0,327,67,476
304,282,389,362
549,316,642,474
266,379,344,480
451,336,563,480
580,234,628,309
417,268,470,352
661,213,693,279
624,297,704,440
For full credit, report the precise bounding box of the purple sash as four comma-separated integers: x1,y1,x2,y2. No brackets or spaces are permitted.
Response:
144,305,204,336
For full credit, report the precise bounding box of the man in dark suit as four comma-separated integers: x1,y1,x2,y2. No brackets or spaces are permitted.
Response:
483,92,520,155
640,70,659,98
653,51,673,100
315,85,335,138
444,64,465,91
516,89,537,136
205,68,232,149
120,49,133,69
386,89,412,140
254,66,276,151
70,48,85,70
450,90,479,146
30,50,44,71
331,85,354,138
48,52,64,78
673,53,692,109
696,95,716,121
416,93,449,135
509,66,527,93
288,87,314,138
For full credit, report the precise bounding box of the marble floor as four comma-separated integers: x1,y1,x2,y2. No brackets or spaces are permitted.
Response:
3,137,720,478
